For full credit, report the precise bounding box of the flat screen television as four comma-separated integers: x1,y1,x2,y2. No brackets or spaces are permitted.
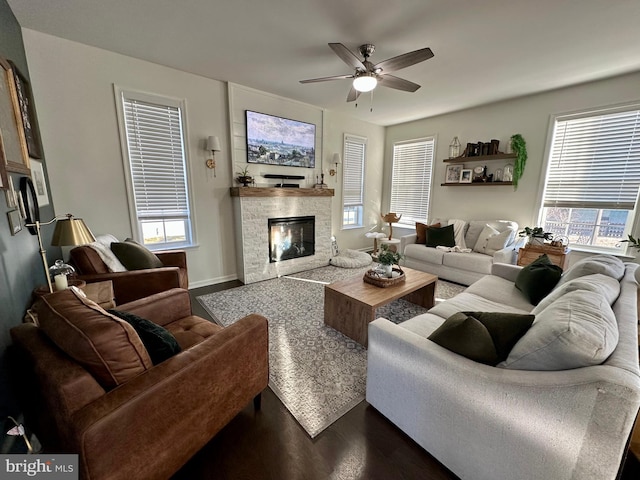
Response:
245,110,315,168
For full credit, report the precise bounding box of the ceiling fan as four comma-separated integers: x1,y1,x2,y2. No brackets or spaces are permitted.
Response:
300,43,434,102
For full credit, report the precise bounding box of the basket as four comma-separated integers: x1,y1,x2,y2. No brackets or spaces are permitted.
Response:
363,267,405,288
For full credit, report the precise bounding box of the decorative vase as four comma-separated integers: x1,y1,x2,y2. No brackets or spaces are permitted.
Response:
382,264,393,278
449,136,461,159
237,176,253,187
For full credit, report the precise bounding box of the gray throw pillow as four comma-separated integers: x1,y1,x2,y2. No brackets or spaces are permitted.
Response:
110,239,164,270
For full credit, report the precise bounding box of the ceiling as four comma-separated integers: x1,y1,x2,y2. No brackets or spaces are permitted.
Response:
7,0,640,126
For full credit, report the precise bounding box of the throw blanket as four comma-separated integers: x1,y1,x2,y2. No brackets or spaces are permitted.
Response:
86,234,127,272
436,245,472,253
449,219,468,249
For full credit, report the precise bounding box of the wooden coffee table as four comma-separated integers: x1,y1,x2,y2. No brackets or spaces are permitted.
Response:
324,267,437,347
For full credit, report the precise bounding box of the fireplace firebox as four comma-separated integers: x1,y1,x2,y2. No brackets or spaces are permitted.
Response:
268,216,315,263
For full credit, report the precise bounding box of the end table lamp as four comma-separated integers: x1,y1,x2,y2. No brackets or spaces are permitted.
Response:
26,214,96,293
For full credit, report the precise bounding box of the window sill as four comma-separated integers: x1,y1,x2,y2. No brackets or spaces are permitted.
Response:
567,245,635,261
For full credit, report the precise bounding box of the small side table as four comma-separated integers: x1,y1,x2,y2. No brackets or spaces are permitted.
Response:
379,238,401,253
32,279,87,299
517,244,570,270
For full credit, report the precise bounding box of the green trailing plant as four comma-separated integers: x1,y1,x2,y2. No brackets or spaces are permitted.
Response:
621,234,640,251
236,165,251,177
377,243,404,266
510,133,527,190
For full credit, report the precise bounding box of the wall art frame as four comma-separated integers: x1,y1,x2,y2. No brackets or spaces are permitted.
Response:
19,176,39,235
9,60,42,159
0,128,9,190
445,164,463,183
459,168,472,183
0,56,30,175
30,159,49,206
7,208,22,235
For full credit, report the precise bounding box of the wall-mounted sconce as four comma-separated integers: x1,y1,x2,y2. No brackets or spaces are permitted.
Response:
329,153,341,176
206,136,221,177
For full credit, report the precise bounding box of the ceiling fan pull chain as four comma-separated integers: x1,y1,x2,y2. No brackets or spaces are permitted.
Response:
370,90,374,112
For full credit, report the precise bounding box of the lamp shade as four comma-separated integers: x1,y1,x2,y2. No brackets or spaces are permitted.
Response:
206,136,221,152
51,216,96,246
332,153,341,165
353,73,377,92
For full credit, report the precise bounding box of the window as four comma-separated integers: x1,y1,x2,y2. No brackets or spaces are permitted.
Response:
540,106,640,253
342,134,366,228
116,89,194,249
390,138,435,227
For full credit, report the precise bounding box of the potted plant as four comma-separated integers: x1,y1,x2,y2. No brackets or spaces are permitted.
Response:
510,133,527,190
621,234,640,251
377,243,404,278
518,226,553,245
236,165,253,187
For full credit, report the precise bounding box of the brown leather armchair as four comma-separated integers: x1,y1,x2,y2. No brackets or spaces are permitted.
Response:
10,288,269,480
69,245,188,304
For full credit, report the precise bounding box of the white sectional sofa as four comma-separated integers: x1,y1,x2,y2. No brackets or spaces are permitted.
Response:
366,255,640,480
401,219,523,285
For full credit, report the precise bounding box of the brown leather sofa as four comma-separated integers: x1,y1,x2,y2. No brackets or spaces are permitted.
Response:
69,246,188,304
10,287,269,480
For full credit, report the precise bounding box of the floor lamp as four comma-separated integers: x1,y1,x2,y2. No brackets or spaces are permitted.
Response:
26,214,96,293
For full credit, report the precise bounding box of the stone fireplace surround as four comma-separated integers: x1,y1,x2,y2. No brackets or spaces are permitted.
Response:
231,188,334,284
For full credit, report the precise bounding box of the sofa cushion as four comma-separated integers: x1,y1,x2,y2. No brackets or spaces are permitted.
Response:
557,254,625,287
108,309,182,365
531,273,621,315
465,274,536,312
416,222,441,244
399,312,445,338
111,239,164,270
428,292,532,320
404,244,445,265
35,288,152,389
465,220,517,249
426,224,456,248
442,251,493,274
515,254,563,305
500,290,618,370
428,311,534,365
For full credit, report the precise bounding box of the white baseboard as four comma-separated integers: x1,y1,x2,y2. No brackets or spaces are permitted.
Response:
189,274,239,289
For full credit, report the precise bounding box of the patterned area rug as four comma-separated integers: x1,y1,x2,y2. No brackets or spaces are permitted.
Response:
197,265,465,437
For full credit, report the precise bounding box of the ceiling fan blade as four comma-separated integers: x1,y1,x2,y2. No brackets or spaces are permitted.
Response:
346,86,361,102
300,74,354,84
374,47,434,74
329,43,366,70
379,74,421,92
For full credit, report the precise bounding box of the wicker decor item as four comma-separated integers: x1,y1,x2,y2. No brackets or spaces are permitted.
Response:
363,267,405,288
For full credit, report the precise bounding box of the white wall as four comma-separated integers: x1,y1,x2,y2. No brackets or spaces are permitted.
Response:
22,29,384,286
385,71,640,249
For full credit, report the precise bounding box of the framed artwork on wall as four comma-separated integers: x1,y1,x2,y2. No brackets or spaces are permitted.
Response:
7,208,22,235
30,159,49,206
459,169,472,183
0,57,30,175
0,129,9,190
9,61,42,159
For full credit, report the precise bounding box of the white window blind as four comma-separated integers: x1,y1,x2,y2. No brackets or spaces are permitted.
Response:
390,138,435,226
343,135,366,206
543,109,640,210
120,91,193,248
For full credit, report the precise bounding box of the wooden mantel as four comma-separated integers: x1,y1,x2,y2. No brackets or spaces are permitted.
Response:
230,187,334,197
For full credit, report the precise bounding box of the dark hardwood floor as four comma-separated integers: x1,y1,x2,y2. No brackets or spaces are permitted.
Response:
179,283,640,480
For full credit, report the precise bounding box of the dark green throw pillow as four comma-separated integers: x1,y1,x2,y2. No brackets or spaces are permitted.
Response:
515,254,563,305
425,224,456,248
108,309,181,365
110,238,164,270
428,311,534,365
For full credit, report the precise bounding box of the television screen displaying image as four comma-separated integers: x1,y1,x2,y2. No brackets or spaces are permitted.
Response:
246,110,315,168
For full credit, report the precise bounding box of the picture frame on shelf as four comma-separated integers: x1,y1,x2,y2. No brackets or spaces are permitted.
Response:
445,164,463,183
30,159,49,206
0,57,30,175
459,169,472,183
7,208,21,235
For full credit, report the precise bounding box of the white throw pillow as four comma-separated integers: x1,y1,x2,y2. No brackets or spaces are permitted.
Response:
473,225,499,254
531,273,621,315
484,229,512,255
499,290,618,371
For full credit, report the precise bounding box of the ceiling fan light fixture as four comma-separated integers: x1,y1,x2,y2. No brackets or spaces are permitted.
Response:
353,73,377,92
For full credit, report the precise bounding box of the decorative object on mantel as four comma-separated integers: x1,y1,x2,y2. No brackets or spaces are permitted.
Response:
205,135,221,178
381,212,401,239
510,133,527,190
230,187,334,197
236,165,253,187
314,172,327,188
25,213,95,293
